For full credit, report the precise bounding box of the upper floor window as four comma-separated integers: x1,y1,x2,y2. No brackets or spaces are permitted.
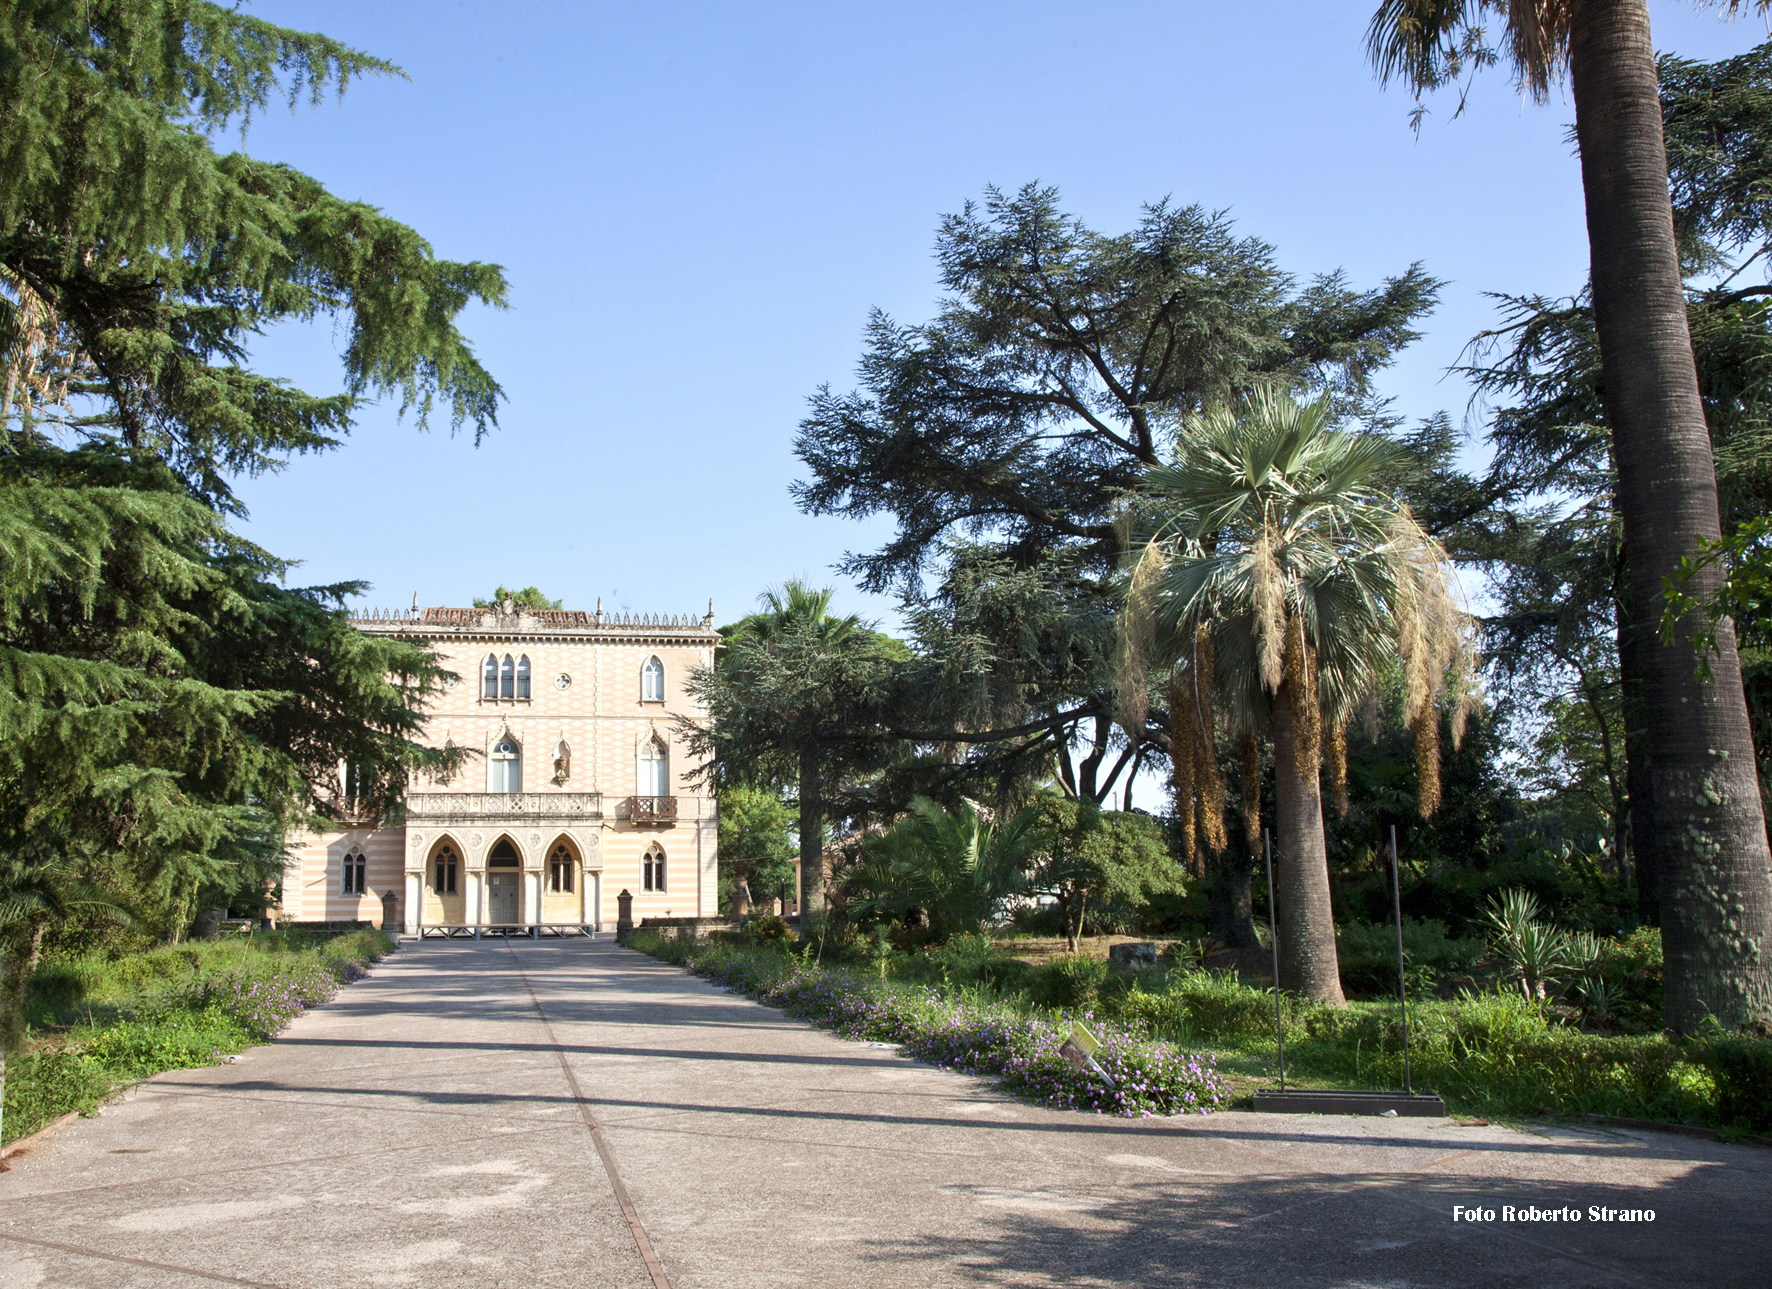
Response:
642,655,665,702
491,738,522,793
482,653,532,701
342,844,367,896
548,842,574,893
339,761,371,801
639,735,668,798
433,843,459,895
643,845,666,892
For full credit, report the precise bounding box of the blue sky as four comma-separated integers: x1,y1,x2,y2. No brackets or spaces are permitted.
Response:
235,1,1767,629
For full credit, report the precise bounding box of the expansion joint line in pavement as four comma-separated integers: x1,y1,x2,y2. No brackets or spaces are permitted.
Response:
0,1231,292,1288
506,945,673,1289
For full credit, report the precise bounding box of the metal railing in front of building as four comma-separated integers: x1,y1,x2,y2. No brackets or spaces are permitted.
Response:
625,795,677,822
418,923,598,940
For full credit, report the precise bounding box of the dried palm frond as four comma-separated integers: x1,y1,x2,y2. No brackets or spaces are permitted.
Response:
1385,508,1478,814
1191,625,1226,856
1239,730,1262,846
1116,539,1168,733
1325,719,1349,819
1169,663,1197,871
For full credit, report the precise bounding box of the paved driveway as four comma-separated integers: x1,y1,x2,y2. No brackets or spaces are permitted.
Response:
2,938,1767,1287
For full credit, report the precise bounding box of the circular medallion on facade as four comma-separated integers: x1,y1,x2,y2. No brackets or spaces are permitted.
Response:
554,672,572,690
411,834,424,849
470,833,483,848
529,834,541,849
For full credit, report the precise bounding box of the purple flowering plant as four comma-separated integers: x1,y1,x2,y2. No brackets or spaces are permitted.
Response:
650,938,1230,1118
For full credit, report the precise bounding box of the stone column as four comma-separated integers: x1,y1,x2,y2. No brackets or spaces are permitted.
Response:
591,869,603,932
405,872,422,936
467,870,483,927
527,871,543,928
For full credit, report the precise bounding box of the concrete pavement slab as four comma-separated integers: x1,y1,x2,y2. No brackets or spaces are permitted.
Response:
2,937,1765,1287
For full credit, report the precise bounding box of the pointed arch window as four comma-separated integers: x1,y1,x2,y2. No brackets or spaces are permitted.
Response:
500,654,515,700
433,843,459,895
342,844,367,896
643,845,666,892
639,735,668,798
515,655,531,700
642,655,665,702
491,737,522,793
481,654,498,700
548,842,575,893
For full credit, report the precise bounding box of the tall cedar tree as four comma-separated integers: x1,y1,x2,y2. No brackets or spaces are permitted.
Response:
0,0,500,1105
793,184,1441,811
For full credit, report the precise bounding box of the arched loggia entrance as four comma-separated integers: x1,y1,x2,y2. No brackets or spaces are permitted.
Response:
485,836,522,925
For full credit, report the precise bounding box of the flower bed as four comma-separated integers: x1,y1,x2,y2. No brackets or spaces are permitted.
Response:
635,935,1231,1119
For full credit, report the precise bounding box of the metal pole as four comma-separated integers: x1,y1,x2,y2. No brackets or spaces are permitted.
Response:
1391,824,1412,1095
1265,829,1284,1092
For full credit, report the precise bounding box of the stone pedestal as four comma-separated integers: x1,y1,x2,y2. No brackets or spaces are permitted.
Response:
616,888,634,944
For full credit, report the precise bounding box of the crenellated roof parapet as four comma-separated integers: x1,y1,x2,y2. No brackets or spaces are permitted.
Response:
348,597,718,643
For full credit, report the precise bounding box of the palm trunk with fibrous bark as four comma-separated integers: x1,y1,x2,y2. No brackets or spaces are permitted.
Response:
1571,0,1772,1031
1271,688,1347,1006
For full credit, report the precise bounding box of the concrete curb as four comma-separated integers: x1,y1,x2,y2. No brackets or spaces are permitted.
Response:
1583,1112,1772,1149
0,1111,81,1166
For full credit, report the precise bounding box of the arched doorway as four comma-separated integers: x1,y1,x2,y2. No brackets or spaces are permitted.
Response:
544,836,581,923
425,836,466,925
486,836,522,924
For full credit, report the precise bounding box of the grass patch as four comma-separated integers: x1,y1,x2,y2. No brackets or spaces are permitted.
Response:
4,929,393,1145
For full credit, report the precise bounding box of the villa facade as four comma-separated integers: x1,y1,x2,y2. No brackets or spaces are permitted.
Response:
276,598,720,933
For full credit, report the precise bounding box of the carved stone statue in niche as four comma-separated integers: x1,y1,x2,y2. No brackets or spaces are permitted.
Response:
553,740,571,785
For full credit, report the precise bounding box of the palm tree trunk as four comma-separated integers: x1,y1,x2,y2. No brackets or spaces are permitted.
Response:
798,747,824,925
1271,691,1346,1006
1619,596,1660,922
1570,1,1772,1031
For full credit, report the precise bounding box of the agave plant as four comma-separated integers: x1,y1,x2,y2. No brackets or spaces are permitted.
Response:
1482,888,1573,1001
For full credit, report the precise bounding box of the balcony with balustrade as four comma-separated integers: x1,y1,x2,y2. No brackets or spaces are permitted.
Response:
624,796,678,824
403,792,604,823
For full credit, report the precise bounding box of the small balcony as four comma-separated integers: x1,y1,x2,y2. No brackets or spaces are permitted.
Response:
626,795,678,824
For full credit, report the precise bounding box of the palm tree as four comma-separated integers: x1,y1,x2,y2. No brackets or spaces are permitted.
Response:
723,581,869,924
1367,1,1772,1032
1124,391,1476,1005
841,796,1039,941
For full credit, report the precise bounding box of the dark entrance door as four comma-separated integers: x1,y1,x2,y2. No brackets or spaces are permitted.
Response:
486,838,521,924
487,872,519,924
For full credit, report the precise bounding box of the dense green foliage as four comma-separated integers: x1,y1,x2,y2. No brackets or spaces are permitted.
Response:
633,931,1772,1131
4,929,391,1144
0,1,498,1134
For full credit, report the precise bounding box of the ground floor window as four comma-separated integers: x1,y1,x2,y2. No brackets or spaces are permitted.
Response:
643,846,666,892
548,843,574,893
342,844,367,896
433,843,458,894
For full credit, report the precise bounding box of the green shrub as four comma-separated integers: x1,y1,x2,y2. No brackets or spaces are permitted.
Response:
1029,954,1108,1009
1688,1037,1772,1130
1,1049,112,1141
4,929,393,1146
1334,918,1484,997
